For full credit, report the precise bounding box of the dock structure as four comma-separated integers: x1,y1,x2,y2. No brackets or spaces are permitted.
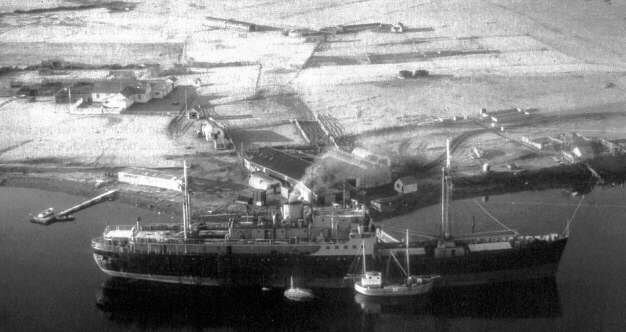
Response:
31,189,118,225
57,189,119,217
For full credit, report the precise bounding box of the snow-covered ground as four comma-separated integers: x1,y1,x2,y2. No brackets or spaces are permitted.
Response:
1,0,625,175
0,99,209,167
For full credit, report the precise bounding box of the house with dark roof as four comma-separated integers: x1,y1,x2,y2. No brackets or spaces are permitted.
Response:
243,146,392,203
244,147,312,183
55,82,93,104
17,82,63,100
243,147,315,202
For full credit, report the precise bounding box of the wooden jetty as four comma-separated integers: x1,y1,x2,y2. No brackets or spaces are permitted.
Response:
30,189,118,225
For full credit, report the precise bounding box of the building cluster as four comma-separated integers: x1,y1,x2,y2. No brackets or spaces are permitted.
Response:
242,146,393,205
199,117,234,151
14,69,174,113
521,132,624,163
480,107,533,130
56,73,174,113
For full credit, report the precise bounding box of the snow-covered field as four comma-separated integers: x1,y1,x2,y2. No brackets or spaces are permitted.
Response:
0,99,209,167
1,0,625,174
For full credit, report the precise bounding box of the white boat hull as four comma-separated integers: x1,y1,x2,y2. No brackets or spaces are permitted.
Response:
354,279,435,297
284,288,314,301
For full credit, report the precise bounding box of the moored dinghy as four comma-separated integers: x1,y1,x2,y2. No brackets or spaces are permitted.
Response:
284,276,314,302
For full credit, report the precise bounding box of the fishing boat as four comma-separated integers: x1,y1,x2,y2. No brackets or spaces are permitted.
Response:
284,276,314,301
354,230,438,297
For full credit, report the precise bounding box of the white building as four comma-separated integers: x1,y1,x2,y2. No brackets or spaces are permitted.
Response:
101,92,134,110
118,169,182,192
248,172,281,191
92,80,152,111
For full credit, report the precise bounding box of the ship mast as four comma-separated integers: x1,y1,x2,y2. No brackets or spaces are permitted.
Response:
182,160,190,241
362,240,366,275
441,139,452,240
405,229,410,277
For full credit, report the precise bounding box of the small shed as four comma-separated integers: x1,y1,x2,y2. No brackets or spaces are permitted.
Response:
394,176,418,194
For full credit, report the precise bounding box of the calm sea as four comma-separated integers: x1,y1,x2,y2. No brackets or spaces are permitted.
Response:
0,186,624,331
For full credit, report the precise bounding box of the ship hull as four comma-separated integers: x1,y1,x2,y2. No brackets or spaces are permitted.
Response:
93,238,567,288
354,281,435,297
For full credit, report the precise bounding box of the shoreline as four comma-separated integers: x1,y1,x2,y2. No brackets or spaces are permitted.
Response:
0,174,182,217
3,154,626,223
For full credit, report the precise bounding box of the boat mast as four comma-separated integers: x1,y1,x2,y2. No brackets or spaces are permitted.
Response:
405,229,410,276
362,240,366,275
186,162,191,232
182,160,189,240
441,139,451,240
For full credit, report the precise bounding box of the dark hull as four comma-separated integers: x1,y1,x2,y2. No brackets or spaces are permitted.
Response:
93,238,567,288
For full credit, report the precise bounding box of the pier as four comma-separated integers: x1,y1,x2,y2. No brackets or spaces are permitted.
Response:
30,189,118,225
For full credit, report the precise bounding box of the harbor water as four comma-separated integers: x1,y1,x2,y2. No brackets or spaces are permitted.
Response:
0,186,625,331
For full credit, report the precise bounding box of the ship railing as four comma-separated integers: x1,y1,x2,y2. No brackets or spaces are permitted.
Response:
92,237,321,255
103,225,134,234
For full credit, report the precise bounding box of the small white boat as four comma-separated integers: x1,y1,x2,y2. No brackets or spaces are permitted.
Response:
354,272,438,297
30,207,75,225
354,230,439,297
283,276,314,302
30,207,57,224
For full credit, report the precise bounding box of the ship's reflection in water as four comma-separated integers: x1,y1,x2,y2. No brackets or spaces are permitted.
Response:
96,277,560,330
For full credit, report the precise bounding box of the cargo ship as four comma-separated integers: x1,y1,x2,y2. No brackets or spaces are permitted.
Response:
92,152,568,288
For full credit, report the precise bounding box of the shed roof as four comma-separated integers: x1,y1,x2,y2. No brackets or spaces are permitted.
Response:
245,147,312,181
121,86,146,97
93,80,146,95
